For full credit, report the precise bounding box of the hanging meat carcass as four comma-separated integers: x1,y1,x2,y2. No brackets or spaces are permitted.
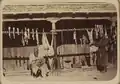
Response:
24,27,28,45
36,28,39,45
12,27,15,39
86,29,93,44
99,25,104,37
32,29,35,40
16,28,20,35
21,29,25,46
8,27,11,38
94,25,99,39
27,28,30,39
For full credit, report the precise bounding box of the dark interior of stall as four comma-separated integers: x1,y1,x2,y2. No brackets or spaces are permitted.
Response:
3,21,52,48
56,19,112,46
3,19,112,48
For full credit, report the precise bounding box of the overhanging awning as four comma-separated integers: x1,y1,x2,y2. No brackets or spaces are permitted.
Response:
2,3,116,14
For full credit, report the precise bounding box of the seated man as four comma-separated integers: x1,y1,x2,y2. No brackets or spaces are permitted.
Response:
29,47,45,78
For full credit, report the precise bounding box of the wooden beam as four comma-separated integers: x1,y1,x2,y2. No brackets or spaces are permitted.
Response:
51,28,94,32
3,52,91,60
3,17,111,22
3,31,57,34
3,11,116,15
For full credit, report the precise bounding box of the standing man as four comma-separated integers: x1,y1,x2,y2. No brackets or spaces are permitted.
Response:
94,31,109,72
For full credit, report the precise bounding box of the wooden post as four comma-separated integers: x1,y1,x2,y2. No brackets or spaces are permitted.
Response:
49,19,60,70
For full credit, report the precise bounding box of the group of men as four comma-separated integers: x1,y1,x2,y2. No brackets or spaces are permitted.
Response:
28,26,116,78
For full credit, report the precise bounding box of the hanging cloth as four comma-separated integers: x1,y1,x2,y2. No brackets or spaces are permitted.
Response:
8,27,11,39
36,28,39,45
12,27,15,39
86,29,93,44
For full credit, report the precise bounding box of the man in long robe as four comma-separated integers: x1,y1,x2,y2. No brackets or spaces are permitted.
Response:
94,33,109,72
29,47,46,78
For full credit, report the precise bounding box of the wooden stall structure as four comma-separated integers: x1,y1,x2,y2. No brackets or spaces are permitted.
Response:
2,2,117,72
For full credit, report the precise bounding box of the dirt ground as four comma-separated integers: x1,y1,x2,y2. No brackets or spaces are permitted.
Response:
2,66,117,83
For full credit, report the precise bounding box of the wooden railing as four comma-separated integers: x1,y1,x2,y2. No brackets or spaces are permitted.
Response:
3,53,93,72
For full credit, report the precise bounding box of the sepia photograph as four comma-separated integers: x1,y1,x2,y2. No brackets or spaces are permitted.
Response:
0,0,119,83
